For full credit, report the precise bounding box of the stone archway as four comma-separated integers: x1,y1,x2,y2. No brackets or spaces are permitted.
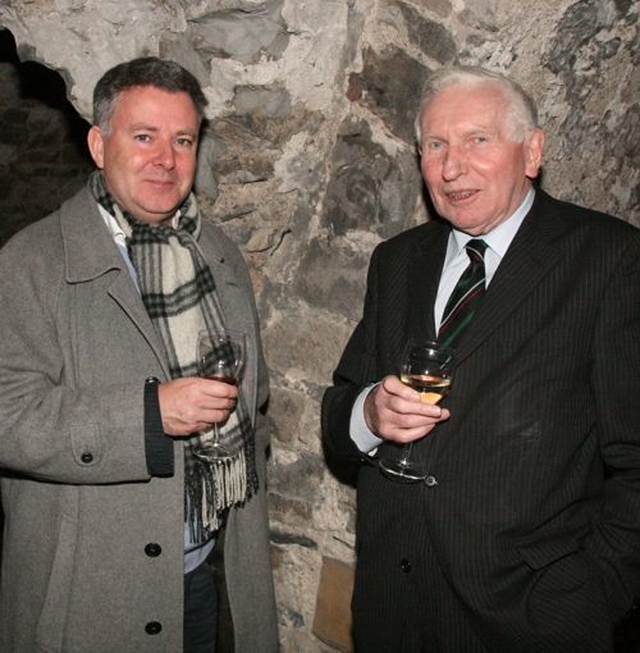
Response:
0,28,93,246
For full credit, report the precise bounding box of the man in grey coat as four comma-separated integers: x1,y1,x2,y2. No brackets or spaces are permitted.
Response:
0,57,278,652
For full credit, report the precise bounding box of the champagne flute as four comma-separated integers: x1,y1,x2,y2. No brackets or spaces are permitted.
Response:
378,340,455,482
194,328,246,462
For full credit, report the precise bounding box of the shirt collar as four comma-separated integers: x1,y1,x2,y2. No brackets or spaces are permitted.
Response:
98,204,126,244
449,187,535,258
98,204,180,242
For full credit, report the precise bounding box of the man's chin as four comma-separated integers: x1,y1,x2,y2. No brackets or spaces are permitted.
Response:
129,209,177,226
133,199,186,225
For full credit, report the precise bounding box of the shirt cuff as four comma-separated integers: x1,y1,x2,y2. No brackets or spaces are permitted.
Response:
144,376,174,477
350,383,384,454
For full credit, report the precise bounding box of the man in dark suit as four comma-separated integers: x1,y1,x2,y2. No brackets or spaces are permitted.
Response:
322,66,640,652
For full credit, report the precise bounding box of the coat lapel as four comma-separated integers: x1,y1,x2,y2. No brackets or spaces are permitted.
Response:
60,185,170,376
198,222,261,418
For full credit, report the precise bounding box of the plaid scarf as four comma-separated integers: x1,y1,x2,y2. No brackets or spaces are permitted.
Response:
90,171,258,542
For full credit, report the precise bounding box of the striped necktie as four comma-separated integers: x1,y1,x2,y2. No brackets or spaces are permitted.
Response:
438,239,488,349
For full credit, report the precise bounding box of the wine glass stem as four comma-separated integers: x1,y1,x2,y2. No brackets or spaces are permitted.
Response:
398,441,414,467
212,423,221,446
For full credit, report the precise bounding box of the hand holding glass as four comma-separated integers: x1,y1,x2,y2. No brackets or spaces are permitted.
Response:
378,341,454,482
194,328,246,462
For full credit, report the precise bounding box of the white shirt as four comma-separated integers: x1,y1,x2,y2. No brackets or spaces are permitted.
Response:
350,188,536,453
99,206,214,573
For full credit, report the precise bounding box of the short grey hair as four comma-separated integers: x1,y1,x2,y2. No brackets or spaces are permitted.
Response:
414,66,539,144
93,56,208,135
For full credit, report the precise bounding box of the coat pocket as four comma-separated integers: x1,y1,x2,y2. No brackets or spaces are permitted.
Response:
517,532,582,570
517,533,609,647
518,532,593,598
36,514,78,652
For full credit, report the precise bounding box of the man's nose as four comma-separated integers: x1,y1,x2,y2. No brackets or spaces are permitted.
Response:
154,139,176,169
441,144,466,180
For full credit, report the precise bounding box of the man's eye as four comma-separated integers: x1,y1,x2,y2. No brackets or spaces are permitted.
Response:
176,138,195,147
134,134,151,143
425,140,444,152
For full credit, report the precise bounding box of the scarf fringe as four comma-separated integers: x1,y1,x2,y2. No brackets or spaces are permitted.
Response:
187,448,250,539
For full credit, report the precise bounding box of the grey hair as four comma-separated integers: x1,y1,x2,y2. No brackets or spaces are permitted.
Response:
93,56,208,134
414,66,539,144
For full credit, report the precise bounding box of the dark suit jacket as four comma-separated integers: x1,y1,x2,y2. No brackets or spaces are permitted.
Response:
322,190,640,652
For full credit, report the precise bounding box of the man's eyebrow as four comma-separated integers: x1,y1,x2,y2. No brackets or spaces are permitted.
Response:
129,122,159,131
128,123,198,137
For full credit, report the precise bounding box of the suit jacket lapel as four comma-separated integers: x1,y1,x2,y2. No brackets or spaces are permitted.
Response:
406,221,450,344
453,191,566,364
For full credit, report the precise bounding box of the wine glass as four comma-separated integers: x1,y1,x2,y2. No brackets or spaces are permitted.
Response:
194,328,246,462
378,340,455,482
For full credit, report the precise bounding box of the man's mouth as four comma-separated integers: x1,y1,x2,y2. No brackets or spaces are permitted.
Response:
146,179,175,189
446,189,477,201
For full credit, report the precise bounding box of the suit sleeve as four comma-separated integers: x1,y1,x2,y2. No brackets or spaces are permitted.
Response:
322,245,383,465
584,229,640,619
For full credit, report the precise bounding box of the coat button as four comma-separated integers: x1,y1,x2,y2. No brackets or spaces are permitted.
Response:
400,558,412,573
424,474,438,487
80,452,93,464
145,621,162,635
145,543,162,557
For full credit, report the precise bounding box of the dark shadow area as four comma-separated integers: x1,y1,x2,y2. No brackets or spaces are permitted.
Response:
0,28,93,247
616,603,640,653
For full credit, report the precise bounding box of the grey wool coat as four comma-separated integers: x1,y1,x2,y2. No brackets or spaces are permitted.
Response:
0,185,278,652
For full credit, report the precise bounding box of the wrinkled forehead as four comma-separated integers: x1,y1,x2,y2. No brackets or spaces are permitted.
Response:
421,83,510,132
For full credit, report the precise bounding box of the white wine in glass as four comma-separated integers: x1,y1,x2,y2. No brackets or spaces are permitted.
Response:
378,341,455,482
399,372,451,405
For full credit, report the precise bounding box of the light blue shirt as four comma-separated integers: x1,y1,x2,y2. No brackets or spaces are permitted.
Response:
99,206,214,573
350,188,536,453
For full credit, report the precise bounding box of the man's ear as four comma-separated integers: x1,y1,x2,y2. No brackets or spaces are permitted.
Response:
525,128,545,180
87,125,105,169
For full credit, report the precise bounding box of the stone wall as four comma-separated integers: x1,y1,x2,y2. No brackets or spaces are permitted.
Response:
0,1,638,650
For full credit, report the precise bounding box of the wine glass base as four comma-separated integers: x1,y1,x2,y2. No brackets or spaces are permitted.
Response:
193,446,234,463
378,458,426,483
